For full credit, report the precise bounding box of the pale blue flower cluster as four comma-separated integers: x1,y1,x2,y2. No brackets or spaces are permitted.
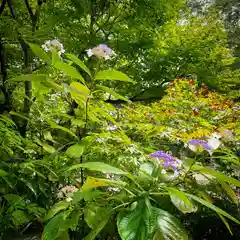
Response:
188,139,213,151
149,150,182,174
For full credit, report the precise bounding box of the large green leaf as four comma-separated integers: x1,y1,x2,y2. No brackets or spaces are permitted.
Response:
28,43,51,64
166,187,197,214
185,193,240,224
12,210,30,226
192,165,240,187
83,215,110,240
152,207,188,240
96,84,130,102
117,200,150,240
95,70,135,83
9,74,47,82
44,201,69,221
66,53,92,77
54,62,85,83
65,143,85,158
42,212,70,240
69,82,90,104
4,194,25,207
66,162,127,175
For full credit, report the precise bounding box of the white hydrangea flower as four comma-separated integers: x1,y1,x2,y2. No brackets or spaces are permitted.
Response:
86,44,115,60
42,39,65,56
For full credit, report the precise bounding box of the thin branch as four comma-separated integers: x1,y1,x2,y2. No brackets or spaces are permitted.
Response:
0,0,7,15
24,0,34,21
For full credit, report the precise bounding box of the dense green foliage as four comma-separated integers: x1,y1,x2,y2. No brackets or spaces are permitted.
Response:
0,0,240,239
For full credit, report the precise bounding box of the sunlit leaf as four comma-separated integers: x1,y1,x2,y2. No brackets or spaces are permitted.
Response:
95,70,135,83
219,180,238,205
82,176,126,191
54,62,85,83
44,201,69,221
65,143,85,158
66,162,127,175
66,53,92,77
166,187,197,213
9,74,47,82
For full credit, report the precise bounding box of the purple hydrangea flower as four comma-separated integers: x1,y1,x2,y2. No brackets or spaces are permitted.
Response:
98,44,112,56
188,139,213,151
149,151,182,170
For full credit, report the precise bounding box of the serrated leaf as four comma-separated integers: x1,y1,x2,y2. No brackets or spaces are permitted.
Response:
66,143,85,158
95,70,135,83
28,43,51,64
66,53,91,77
66,162,127,175
54,62,85,83
117,200,149,240
96,84,130,102
167,187,197,214
153,207,188,240
44,201,69,221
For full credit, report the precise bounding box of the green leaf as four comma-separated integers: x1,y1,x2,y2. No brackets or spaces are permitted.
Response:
66,53,92,77
69,82,90,104
54,62,85,83
20,178,37,196
0,169,8,176
84,205,111,229
82,176,126,191
12,210,30,226
95,70,135,83
83,215,110,240
66,143,85,158
28,43,51,64
71,119,85,127
166,187,197,213
219,180,238,205
9,74,47,82
42,212,69,240
96,84,130,102
152,207,188,240
49,121,78,139
185,193,240,224
44,201,69,221
117,200,150,240
0,114,16,126
66,162,127,175
42,143,56,154
4,194,25,207
192,165,240,187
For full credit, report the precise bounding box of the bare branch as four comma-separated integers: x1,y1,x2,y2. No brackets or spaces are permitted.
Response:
0,0,7,15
